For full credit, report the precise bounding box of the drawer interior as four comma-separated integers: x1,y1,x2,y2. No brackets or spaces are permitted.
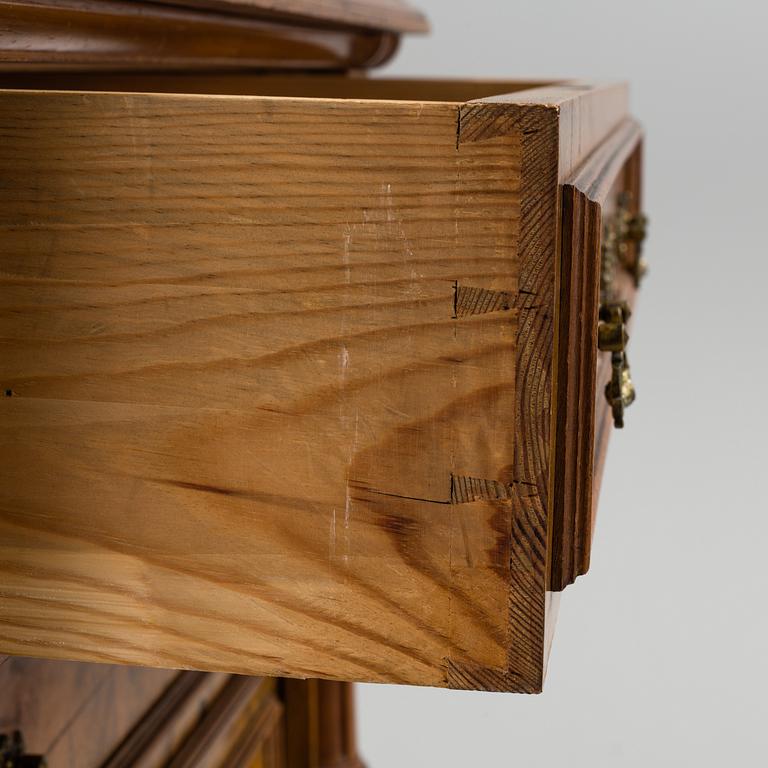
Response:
0,72,557,102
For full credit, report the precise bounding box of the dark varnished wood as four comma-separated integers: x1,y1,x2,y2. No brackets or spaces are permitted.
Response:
102,671,230,768
0,0,401,72
282,680,364,768
1,658,346,767
150,0,429,33
0,658,177,767
551,119,643,591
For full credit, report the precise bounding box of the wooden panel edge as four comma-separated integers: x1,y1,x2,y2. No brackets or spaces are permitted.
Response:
466,79,630,180
452,99,559,693
550,119,643,591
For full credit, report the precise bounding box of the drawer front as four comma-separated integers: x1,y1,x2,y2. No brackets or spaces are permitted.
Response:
0,78,630,693
551,119,646,591
0,656,365,768
592,142,645,526
163,676,284,768
0,660,281,768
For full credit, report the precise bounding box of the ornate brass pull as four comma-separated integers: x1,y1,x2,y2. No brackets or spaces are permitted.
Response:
615,191,648,286
597,300,630,352
599,189,648,429
605,351,636,429
598,301,635,428
597,193,648,429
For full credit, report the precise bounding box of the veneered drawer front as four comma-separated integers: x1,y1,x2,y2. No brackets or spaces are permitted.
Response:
0,658,178,767
552,119,645,591
0,78,629,693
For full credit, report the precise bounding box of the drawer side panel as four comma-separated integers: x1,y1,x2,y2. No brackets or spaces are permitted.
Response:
0,90,523,689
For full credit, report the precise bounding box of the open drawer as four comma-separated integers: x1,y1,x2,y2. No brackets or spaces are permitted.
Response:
0,76,644,693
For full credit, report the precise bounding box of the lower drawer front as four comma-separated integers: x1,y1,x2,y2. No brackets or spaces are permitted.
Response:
0,660,282,768
0,657,364,768
0,657,177,767
0,77,632,693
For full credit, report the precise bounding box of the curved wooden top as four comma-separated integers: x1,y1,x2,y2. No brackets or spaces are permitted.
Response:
153,0,430,32
0,0,419,72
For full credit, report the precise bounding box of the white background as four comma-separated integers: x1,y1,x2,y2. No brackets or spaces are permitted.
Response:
357,1,768,765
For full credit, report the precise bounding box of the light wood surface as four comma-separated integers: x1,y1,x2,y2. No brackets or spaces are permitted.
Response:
283,679,363,768
0,80,631,692
456,82,630,685
166,676,282,768
0,656,357,767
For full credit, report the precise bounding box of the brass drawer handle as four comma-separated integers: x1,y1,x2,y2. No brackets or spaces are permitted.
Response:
598,301,635,429
616,191,649,287
599,193,648,428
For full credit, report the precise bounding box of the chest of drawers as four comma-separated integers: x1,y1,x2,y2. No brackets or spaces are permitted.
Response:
0,0,647,763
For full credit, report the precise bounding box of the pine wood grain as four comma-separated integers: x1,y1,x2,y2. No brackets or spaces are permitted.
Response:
0,87,521,690
0,80,633,692
447,82,630,689
591,139,644,531
167,676,280,768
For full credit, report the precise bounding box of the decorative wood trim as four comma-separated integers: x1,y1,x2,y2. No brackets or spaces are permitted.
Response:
551,119,643,591
102,671,230,768
281,679,364,768
448,97,559,693
166,676,276,768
